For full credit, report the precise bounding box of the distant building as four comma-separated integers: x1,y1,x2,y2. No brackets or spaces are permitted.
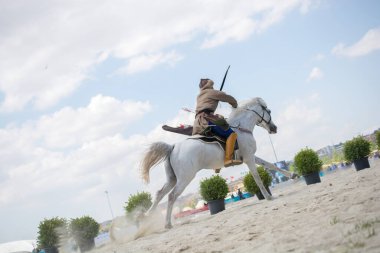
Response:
316,143,344,159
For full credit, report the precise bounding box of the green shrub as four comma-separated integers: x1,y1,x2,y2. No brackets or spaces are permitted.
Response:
376,131,380,150
69,216,99,252
200,175,229,201
294,148,322,175
124,191,152,218
243,166,272,194
343,136,371,162
37,217,67,251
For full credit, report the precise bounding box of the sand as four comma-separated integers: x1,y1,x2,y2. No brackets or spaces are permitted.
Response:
93,159,380,253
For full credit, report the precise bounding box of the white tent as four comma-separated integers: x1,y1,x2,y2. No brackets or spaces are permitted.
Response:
0,240,36,253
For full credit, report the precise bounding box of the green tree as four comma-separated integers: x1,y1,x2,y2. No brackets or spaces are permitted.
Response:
69,216,99,252
37,217,67,252
376,131,380,150
288,163,295,172
243,166,272,194
294,148,323,175
124,191,152,219
199,175,229,201
343,136,371,161
331,150,344,163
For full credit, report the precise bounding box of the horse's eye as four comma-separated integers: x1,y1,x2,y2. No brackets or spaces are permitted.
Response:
268,109,271,114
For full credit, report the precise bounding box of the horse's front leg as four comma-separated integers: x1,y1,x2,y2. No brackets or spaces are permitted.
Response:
246,157,273,200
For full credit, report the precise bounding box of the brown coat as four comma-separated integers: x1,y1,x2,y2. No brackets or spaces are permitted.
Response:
192,80,238,135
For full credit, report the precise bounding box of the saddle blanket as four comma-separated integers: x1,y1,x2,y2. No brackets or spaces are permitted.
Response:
187,134,226,150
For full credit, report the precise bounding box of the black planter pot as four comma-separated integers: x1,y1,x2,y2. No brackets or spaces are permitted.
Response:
303,171,321,185
256,187,272,200
44,247,58,253
353,157,370,171
208,199,225,215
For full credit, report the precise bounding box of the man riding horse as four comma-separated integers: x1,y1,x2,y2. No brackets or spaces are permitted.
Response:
192,78,243,168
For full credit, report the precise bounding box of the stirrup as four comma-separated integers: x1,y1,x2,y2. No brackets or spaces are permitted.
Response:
224,150,243,167
224,159,243,167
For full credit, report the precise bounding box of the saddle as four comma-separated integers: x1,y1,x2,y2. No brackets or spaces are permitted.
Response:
162,124,241,173
188,134,227,151
162,125,238,151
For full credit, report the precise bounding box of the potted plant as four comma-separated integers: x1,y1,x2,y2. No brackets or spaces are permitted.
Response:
200,175,229,215
37,217,67,253
243,166,272,200
343,136,371,171
124,191,152,224
69,216,100,252
294,148,323,185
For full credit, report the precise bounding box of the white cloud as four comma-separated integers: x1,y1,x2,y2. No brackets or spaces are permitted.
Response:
256,94,325,161
313,53,325,61
5,95,151,149
332,27,380,57
299,0,314,14
201,17,256,49
307,67,324,82
0,97,190,206
117,51,184,75
37,95,151,148
0,0,315,112
0,99,188,240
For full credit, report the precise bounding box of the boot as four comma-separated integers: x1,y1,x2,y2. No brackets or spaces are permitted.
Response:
224,132,243,167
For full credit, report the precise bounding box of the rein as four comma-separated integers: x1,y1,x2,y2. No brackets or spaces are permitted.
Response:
230,106,272,134
244,106,272,125
230,125,252,134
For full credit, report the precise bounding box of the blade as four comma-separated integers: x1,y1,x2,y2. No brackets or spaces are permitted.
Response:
219,65,230,91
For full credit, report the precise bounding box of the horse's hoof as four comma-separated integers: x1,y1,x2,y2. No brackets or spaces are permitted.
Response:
165,224,173,229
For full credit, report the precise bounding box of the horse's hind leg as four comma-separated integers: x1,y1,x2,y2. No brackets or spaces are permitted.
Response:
165,176,194,229
145,160,176,216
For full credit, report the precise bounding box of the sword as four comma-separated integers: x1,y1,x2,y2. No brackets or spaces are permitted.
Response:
219,65,230,91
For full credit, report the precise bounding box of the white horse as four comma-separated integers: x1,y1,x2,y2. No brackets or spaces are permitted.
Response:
141,97,277,228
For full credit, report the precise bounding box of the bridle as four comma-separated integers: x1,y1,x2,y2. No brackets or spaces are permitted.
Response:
245,105,272,125
230,105,272,134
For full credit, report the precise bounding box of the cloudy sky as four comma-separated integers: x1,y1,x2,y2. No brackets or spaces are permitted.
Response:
1,0,380,243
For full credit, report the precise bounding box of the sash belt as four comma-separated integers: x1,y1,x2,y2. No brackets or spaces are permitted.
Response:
195,108,214,116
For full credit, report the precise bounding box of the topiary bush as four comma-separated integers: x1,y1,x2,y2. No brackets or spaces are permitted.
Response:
200,175,229,201
37,217,67,253
124,191,152,219
243,166,272,195
69,216,99,252
294,148,323,175
343,136,371,162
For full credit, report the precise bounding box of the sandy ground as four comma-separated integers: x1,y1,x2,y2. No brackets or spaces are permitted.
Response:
93,159,380,253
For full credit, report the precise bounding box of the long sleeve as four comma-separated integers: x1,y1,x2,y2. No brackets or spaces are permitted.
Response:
209,90,238,108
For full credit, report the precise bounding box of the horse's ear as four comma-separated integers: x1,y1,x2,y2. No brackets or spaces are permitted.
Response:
258,97,267,108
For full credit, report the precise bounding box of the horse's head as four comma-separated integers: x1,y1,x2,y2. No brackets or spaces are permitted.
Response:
239,97,277,134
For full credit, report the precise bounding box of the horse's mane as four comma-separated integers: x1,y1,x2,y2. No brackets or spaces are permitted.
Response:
229,97,266,120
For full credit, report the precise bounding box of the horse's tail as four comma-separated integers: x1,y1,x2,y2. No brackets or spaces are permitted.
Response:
141,142,174,184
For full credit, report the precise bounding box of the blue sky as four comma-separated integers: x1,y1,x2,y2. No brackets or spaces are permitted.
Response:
0,0,379,243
